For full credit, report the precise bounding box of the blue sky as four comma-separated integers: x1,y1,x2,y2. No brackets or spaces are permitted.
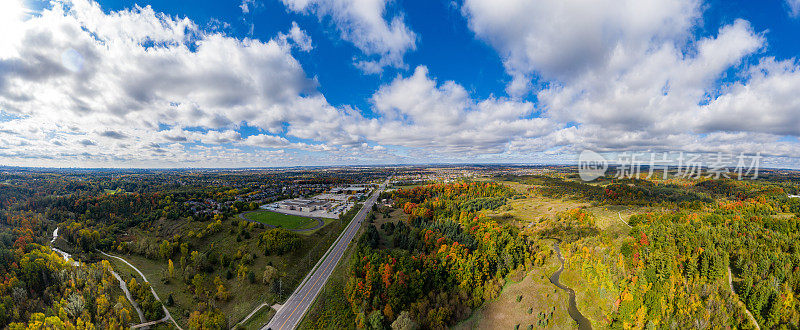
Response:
1,0,800,168
94,0,512,111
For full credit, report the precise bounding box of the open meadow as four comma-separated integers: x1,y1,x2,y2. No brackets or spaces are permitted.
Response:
241,210,318,230
98,214,346,327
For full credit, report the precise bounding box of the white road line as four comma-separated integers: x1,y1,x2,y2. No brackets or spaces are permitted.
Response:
263,179,388,330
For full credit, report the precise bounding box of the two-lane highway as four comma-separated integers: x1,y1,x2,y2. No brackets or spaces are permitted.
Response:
263,178,389,330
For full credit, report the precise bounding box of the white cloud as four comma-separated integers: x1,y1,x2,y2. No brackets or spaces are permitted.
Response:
462,0,783,158
240,133,334,151
700,58,800,135
280,0,416,73
0,0,357,166
365,66,553,154
788,0,800,17
241,134,290,147
0,0,37,58
197,130,242,144
539,19,763,133
240,0,255,14
279,22,313,52
462,0,701,95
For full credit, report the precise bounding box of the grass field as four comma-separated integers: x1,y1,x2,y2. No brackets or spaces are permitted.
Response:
483,184,650,236
480,195,593,230
484,179,653,328
236,306,275,329
243,210,316,229
456,243,575,329
99,214,347,328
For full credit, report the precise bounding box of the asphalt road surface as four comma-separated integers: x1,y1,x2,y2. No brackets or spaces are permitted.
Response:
263,178,389,330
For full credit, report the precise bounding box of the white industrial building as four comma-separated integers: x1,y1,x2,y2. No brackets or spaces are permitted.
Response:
275,199,331,212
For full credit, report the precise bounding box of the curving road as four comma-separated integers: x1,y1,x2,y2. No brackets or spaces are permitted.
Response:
617,212,631,228
263,178,389,330
109,267,147,324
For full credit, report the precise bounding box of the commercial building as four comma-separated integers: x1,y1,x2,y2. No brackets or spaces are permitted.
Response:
275,199,331,212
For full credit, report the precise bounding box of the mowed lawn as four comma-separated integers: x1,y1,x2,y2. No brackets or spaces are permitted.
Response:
243,210,316,229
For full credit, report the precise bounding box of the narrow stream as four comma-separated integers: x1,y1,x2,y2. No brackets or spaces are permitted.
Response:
50,228,77,265
549,240,592,330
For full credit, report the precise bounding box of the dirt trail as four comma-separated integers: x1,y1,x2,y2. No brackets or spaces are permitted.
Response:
100,251,184,330
727,266,760,330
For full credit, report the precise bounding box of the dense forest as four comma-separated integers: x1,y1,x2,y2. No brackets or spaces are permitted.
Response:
312,182,535,328
2,167,800,329
0,168,387,328
307,174,800,329
521,175,800,329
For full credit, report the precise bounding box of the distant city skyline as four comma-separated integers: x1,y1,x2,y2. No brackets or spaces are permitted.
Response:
2,0,800,168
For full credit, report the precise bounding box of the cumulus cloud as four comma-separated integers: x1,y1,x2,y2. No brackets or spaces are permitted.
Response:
365,66,553,154
461,0,794,160
539,19,763,132
280,0,416,73
0,0,360,166
518,20,771,156
700,58,800,135
241,134,290,147
462,0,702,95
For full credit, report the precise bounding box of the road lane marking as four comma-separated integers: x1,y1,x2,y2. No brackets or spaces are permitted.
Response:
267,185,384,330
276,194,378,329
278,213,358,328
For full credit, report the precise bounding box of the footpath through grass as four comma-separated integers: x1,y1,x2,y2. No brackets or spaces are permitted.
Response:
243,210,316,229
100,214,347,328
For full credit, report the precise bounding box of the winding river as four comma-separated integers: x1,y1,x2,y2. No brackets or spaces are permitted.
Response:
548,240,592,330
50,228,77,265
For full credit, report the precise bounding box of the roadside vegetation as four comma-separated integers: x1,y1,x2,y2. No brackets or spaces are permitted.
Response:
101,215,346,327
303,174,800,329
299,206,401,329
1,168,799,329
0,169,382,328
